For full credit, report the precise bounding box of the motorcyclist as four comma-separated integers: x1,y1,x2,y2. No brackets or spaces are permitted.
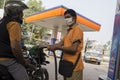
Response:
0,0,35,80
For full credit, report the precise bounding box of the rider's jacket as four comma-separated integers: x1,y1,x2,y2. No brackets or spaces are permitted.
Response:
0,16,22,58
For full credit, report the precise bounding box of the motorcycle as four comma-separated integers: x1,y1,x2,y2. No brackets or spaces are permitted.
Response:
0,47,49,80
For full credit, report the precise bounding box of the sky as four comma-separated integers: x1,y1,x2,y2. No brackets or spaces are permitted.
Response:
40,0,117,44
26,0,117,44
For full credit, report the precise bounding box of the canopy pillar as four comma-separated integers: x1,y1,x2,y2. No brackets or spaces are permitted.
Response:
51,26,58,44
61,25,67,39
52,26,58,39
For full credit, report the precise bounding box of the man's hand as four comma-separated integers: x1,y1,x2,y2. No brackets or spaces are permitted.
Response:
47,45,62,51
47,45,56,51
47,40,63,51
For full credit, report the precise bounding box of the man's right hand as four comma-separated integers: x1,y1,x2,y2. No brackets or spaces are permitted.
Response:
47,45,62,51
47,45,56,51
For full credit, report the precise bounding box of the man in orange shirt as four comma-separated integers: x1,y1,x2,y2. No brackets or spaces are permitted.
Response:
0,1,35,80
48,9,84,80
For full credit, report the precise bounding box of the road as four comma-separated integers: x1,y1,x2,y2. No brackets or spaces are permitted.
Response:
43,56,109,80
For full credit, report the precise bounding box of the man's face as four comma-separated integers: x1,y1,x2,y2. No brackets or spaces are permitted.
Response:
64,14,75,26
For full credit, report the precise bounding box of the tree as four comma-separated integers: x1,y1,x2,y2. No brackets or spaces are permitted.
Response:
103,40,112,51
22,0,49,45
103,44,107,50
0,0,5,8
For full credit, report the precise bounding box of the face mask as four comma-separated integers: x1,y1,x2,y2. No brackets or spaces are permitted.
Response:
65,17,74,26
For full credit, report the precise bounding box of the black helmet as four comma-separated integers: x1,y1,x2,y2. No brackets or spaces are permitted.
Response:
4,0,28,16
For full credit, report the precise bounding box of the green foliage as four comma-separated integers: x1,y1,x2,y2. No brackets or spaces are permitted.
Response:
103,40,111,51
0,0,5,8
22,0,49,45
24,0,44,16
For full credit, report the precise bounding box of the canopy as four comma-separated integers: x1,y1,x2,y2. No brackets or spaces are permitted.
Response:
24,5,101,32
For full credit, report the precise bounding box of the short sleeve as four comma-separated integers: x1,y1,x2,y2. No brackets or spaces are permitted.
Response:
71,26,83,44
7,22,21,41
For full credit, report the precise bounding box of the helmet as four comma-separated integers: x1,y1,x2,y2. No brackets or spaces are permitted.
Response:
4,0,28,16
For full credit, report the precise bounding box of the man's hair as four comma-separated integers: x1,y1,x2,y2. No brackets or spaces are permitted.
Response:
64,9,77,18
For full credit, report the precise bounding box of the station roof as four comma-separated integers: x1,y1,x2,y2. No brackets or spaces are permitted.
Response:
24,5,101,32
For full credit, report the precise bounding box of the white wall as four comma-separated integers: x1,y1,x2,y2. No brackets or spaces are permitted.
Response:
0,9,4,19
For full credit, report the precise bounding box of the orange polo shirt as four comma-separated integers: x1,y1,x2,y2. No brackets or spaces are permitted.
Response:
7,21,21,41
62,23,84,71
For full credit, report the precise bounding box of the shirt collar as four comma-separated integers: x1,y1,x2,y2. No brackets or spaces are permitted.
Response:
67,23,78,31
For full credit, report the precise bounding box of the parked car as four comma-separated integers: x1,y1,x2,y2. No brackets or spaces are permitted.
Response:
84,51,102,65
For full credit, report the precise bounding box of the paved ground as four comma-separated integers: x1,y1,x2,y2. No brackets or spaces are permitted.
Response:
43,56,109,80
83,62,108,80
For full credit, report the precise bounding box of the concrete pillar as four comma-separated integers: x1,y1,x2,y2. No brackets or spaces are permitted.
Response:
52,26,58,39
61,25,67,39
49,26,58,55
50,26,59,45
